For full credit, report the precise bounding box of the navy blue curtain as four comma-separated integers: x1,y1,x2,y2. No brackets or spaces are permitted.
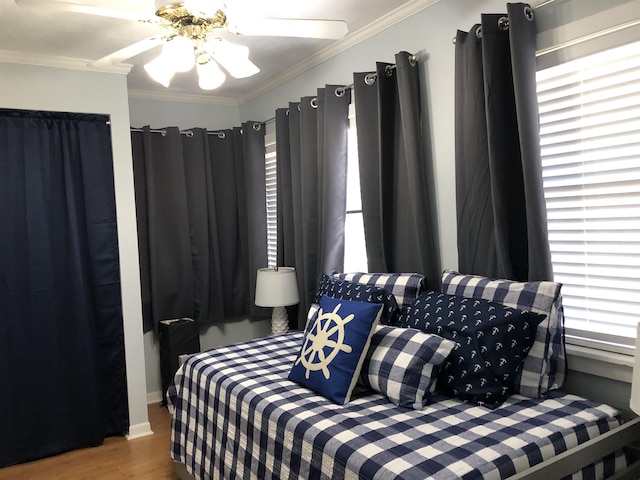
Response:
0,109,128,467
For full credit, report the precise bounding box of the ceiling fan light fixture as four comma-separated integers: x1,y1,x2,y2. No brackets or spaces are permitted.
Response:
206,38,260,79
144,55,176,88
197,59,226,90
163,35,196,72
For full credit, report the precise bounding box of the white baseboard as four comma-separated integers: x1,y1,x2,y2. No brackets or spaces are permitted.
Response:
147,390,163,404
126,421,154,440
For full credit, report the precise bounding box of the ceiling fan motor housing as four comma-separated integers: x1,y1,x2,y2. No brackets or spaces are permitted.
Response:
155,1,227,36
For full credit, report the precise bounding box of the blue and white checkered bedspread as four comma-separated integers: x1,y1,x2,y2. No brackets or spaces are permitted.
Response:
168,332,625,480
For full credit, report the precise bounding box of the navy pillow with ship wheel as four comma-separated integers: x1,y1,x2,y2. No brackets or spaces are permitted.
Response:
289,295,383,404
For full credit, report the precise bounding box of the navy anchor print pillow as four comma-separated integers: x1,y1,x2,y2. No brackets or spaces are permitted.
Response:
315,273,399,325
397,291,545,408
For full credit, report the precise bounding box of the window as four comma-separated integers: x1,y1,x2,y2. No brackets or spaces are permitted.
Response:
265,131,278,268
537,40,640,349
343,101,368,272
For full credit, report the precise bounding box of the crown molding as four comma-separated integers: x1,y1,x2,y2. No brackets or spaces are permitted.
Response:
128,88,240,106
237,0,442,104
0,50,131,74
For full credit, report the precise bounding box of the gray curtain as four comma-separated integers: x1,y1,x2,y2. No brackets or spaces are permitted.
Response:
354,51,440,290
131,122,268,332
276,86,351,329
454,2,552,282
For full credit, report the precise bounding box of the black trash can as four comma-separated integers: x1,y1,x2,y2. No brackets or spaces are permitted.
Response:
159,317,200,405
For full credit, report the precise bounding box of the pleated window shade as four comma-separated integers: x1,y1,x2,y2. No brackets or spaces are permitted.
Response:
537,40,640,350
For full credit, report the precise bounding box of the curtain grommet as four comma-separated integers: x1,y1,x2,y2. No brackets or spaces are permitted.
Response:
385,65,394,76
524,6,534,21
185,130,194,138
475,26,482,39
335,87,346,97
252,123,261,131
364,73,377,85
310,98,318,109
218,132,226,139
409,54,417,67
498,16,509,31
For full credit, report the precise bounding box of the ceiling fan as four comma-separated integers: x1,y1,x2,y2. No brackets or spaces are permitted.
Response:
14,0,349,90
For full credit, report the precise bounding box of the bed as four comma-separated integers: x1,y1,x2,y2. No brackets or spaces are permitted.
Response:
167,271,639,480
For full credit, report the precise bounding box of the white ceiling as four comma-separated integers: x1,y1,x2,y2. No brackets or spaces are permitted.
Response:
0,0,436,102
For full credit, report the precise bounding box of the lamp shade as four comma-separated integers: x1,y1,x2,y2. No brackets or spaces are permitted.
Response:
631,322,640,415
255,267,299,308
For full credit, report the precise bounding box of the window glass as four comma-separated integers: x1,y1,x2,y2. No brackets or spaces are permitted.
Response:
344,101,368,273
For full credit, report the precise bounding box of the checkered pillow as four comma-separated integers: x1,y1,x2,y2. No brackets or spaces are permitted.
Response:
359,325,455,409
331,272,425,311
441,270,566,398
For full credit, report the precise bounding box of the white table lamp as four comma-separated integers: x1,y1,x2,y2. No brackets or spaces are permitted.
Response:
255,267,299,335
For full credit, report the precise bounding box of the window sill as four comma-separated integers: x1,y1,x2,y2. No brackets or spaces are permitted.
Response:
566,342,634,384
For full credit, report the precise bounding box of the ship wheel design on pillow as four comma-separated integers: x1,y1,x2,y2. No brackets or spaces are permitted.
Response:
296,303,353,379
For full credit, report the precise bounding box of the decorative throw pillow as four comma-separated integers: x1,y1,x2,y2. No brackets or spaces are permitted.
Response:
289,295,383,404
360,326,455,410
315,273,398,325
397,291,544,408
304,303,320,332
331,272,425,311
441,270,565,399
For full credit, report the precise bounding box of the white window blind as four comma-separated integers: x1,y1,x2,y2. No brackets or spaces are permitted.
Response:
536,40,640,347
265,132,278,268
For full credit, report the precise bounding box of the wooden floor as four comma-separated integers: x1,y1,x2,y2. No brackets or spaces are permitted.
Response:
0,404,176,480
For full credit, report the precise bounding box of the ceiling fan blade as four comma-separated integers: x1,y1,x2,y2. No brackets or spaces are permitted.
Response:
91,36,164,67
14,0,151,21
229,18,348,39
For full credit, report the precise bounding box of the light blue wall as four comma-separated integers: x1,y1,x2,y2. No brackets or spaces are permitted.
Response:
129,96,242,130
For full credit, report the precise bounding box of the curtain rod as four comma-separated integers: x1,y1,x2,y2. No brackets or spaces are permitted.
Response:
130,122,269,137
533,0,555,9
334,52,418,97
451,5,534,43
130,127,227,138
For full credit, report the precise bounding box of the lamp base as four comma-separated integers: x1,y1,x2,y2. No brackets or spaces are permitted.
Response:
271,306,289,335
